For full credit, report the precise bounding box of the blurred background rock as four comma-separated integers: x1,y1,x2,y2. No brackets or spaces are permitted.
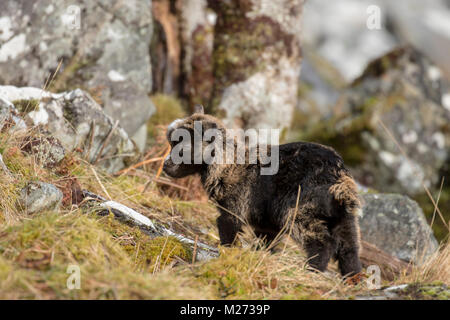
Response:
0,0,449,254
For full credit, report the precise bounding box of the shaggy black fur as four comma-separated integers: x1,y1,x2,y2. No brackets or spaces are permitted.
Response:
163,107,362,277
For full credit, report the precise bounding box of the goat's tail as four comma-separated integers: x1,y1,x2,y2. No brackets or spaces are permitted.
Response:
329,172,362,217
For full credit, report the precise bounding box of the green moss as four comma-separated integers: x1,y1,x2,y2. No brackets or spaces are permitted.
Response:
12,99,40,113
145,236,193,269
413,186,450,242
210,4,296,113
62,100,77,123
148,94,187,141
0,210,211,299
97,213,192,272
403,283,450,300
149,95,186,126
298,115,369,166
48,55,99,96
296,94,401,166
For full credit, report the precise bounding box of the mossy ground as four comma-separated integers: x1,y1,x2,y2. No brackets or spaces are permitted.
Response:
12,99,40,114
148,94,187,140
0,124,449,299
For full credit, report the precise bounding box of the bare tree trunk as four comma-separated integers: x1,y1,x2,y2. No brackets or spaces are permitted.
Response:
208,0,303,136
151,0,181,94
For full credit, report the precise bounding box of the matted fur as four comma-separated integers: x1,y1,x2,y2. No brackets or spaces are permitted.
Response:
163,109,362,277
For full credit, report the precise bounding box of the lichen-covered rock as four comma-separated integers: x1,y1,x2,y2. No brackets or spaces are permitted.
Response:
303,47,450,195
299,46,450,240
176,0,215,108
21,135,66,168
209,0,303,138
0,96,27,132
0,0,155,138
360,193,438,264
19,181,63,214
0,85,137,173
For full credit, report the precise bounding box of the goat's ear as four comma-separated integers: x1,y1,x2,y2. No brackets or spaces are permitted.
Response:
193,104,204,114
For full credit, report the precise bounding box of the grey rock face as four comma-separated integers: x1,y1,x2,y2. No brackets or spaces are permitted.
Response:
209,0,303,139
19,181,63,214
0,85,137,173
317,47,449,197
360,193,439,263
0,0,155,137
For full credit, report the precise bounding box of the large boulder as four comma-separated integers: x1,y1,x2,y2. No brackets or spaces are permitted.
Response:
0,85,137,173
302,47,450,197
208,0,303,139
360,193,439,264
0,0,155,142
297,0,450,132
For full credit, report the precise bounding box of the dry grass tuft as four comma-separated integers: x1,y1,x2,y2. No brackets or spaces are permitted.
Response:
1,124,449,299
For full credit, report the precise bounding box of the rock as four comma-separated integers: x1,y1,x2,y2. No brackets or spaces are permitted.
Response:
302,0,450,82
356,283,450,300
21,135,66,168
0,96,27,131
208,0,303,139
0,0,155,137
303,47,450,197
381,0,450,79
177,0,215,107
130,124,148,153
19,181,63,214
0,85,138,173
360,193,439,263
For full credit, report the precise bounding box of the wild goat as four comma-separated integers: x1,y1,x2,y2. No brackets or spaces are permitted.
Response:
163,105,362,277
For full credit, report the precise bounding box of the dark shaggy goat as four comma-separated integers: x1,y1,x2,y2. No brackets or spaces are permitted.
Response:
163,105,362,277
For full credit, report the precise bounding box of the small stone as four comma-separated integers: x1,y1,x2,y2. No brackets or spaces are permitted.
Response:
19,181,63,214
21,135,65,168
